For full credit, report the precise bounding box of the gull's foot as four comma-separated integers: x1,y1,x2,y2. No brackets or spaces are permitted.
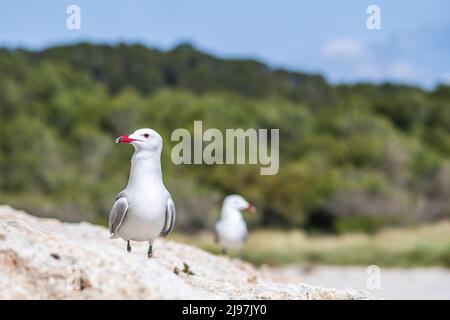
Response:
147,243,153,259
127,240,132,253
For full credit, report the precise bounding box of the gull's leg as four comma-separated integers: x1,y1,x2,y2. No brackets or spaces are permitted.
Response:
127,240,132,253
147,242,153,259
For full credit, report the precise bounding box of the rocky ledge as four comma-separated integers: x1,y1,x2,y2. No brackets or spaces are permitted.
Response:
0,205,370,299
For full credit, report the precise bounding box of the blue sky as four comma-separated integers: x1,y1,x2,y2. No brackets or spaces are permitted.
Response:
1,0,449,88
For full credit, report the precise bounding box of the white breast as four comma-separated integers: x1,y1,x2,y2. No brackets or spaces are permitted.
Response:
216,217,248,249
118,187,168,242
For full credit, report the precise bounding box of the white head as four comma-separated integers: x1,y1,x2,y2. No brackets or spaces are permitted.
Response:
223,194,256,212
116,128,163,154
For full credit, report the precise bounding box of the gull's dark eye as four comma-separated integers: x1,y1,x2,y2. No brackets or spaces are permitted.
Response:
143,133,150,138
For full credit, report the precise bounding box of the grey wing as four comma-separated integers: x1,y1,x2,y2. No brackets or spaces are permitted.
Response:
242,230,248,243
214,224,219,244
160,196,176,237
108,191,128,238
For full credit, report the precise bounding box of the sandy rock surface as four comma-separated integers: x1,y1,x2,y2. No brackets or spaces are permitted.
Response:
0,205,370,299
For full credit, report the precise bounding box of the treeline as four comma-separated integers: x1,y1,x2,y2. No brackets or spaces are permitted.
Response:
1,43,450,233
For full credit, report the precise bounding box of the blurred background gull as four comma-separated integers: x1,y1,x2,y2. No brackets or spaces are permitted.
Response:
1,0,450,299
214,194,255,254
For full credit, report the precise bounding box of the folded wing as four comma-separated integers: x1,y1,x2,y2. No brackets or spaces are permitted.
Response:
160,196,176,237
109,191,128,238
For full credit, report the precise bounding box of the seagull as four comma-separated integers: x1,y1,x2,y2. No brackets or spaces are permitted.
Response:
108,128,176,258
214,195,255,254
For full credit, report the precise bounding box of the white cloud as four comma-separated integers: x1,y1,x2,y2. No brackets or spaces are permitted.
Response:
441,73,450,85
355,64,382,79
322,37,363,60
354,61,422,84
322,36,427,86
386,61,420,81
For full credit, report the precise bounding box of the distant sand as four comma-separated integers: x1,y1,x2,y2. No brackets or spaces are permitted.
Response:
274,265,450,299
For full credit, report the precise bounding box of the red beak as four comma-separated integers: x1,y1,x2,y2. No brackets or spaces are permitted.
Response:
246,203,256,212
116,135,136,144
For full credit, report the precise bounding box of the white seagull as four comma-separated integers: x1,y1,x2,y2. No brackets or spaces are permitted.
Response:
214,195,255,254
108,128,176,258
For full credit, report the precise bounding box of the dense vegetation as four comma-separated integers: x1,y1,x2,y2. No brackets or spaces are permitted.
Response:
1,43,449,233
